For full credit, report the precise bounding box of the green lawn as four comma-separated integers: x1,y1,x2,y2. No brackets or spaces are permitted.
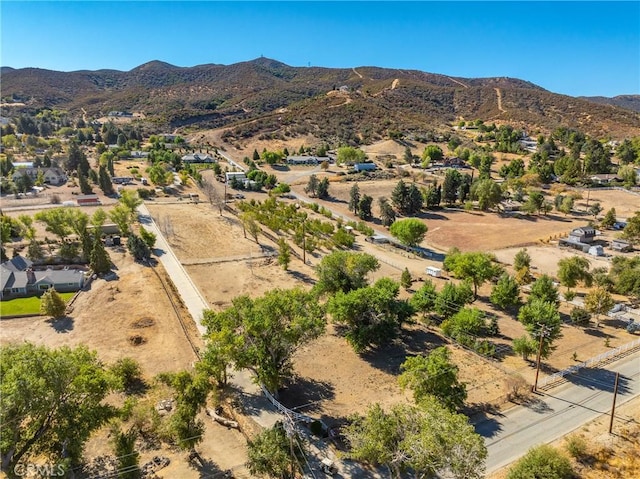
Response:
0,292,76,317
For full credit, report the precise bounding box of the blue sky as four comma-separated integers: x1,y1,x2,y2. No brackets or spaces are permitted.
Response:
1,1,638,97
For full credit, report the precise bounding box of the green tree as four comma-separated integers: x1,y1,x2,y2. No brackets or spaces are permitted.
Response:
522,191,545,215
512,335,537,361
490,274,521,310
442,169,462,204
435,281,474,318
378,197,396,227
98,164,115,195
557,256,592,292
622,211,640,244
304,174,320,197
90,237,111,274
401,268,412,290
507,444,574,479
391,179,409,212
252,149,260,162
529,274,559,305
127,233,151,261
345,400,486,479
441,307,488,348
119,190,142,218
156,371,211,451
445,251,502,298
358,194,373,220
348,183,361,214
148,164,172,186
34,208,72,240
421,144,444,167
277,238,291,270
39,287,67,318
514,248,531,271
410,280,437,319
584,287,615,327
558,195,574,216
389,218,428,247
588,202,603,219
317,177,330,199
336,146,366,165
600,207,617,229
518,299,562,358
261,150,283,165
327,278,413,353
112,428,140,479
616,138,638,164
139,226,156,249
470,179,502,211
110,204,133,236
398,346,467,411
314,251,379,295
77,168,92,195
202,288,325,393
241,212,261,244
247,424,303,479
0,344,116,474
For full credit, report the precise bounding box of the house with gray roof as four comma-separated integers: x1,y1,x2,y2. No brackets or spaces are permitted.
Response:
1,256,85,300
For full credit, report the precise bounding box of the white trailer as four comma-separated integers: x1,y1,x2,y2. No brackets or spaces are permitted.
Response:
426,266,442,278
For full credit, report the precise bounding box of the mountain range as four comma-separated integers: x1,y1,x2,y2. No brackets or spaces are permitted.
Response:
2,58,639,142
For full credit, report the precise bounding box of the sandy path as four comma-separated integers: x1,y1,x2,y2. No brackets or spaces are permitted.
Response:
495,87,506,113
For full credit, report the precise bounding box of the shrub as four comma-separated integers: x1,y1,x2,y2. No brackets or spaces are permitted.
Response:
565,435,588,460
111,357,143,392
507,445,574,479
569,307,591,325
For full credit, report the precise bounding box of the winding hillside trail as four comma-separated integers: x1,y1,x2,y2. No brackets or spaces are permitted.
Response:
352,67,363,79
391,78,399,89
447,76,469,88
495,87,507,113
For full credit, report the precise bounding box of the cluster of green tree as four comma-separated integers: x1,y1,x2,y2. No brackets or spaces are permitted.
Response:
391,179,423,215
347,183,374,220
304,174,330,199
1,340,221,477
2,190,149,267
235,197,355,257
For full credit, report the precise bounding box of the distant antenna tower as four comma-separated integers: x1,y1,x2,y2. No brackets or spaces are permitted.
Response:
308,61,311,67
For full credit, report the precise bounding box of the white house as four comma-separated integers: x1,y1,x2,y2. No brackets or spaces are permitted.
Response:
11,167,68,186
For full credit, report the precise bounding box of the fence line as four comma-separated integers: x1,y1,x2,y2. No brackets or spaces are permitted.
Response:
260,385,315,425
538,337,640,390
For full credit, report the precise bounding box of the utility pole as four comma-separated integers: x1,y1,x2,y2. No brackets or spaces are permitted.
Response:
533,324,549,392
608,371,620,434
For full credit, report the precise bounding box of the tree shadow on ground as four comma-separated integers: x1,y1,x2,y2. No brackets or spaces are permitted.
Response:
583,327,614,338
518,394,554,414
287,269,316,285
561,366,632,394
278,376,336,415
469,402,505,438
187,452,228,479
359,325,446,375
47,316,74,333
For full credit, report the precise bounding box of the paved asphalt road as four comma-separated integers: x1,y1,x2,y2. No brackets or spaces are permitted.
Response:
477,352,640,474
